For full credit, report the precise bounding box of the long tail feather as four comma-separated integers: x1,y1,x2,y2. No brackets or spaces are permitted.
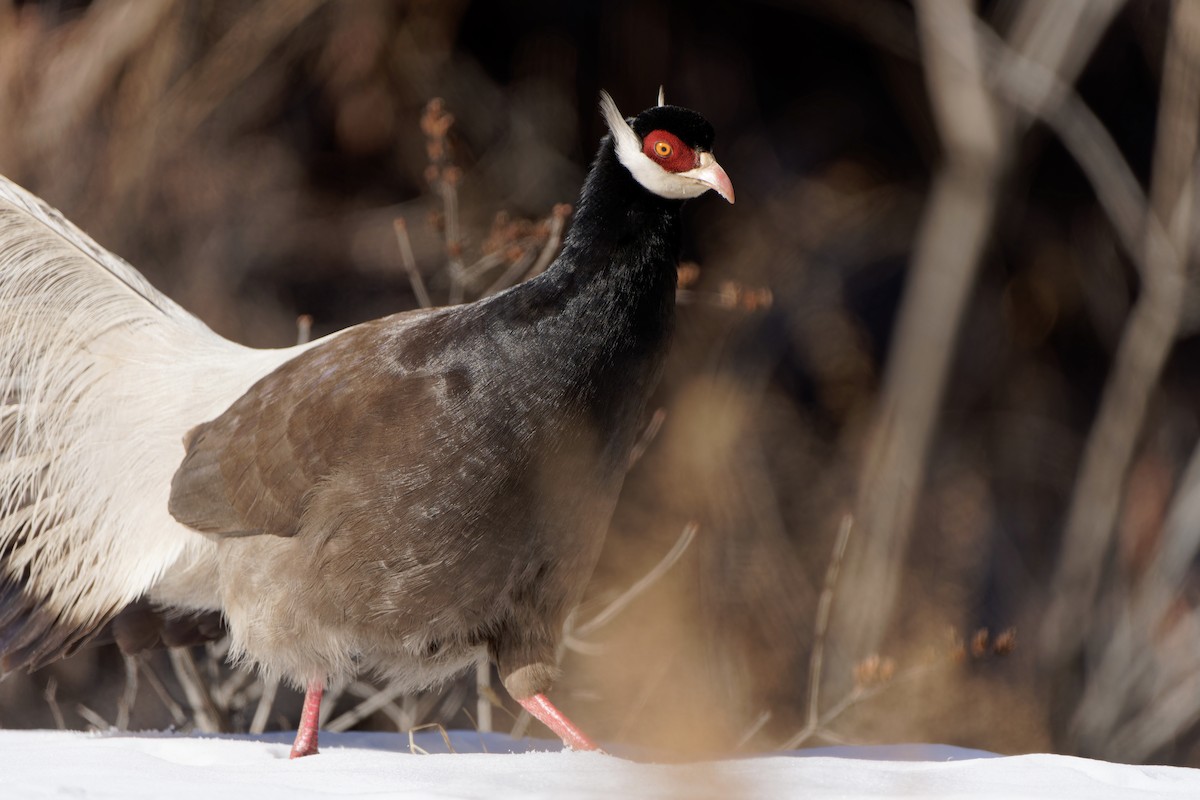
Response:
0,175,305,669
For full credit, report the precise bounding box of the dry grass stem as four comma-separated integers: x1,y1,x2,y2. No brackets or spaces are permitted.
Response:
168,648,223,733
43,677,65,731
326,682,410,733
137,658,187,726
75,704,110,731
614,644,679,741
115,654,139,731
522,205,571,281
475,662,492,733
407,722,455,755
572,521,699,640
806,514,853,733
735,710,772,751
393,219,432,309
295,315,313,346
627,408,667,469
249,675,278,735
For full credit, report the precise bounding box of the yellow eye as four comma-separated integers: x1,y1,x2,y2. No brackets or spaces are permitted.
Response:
654,141,673,158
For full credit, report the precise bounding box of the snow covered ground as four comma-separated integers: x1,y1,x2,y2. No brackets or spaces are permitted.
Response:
2,728,1198,799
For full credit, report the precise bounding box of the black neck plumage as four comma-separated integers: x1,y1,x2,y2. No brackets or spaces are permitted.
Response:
484,137,682,448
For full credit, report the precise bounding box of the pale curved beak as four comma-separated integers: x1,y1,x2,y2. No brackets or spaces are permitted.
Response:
683,152,735,204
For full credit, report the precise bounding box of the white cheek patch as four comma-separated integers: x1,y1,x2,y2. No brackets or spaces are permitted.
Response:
599,91,714,201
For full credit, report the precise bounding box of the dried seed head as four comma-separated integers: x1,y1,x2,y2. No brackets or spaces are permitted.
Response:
993,628,1017,656
853,655,896,686
677,262,701,288
971,629,989,659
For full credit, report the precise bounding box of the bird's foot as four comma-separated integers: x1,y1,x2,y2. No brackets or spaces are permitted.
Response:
517,693,602,752
289,679,324,759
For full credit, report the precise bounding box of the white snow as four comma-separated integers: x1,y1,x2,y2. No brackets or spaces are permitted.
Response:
1,728,1198,799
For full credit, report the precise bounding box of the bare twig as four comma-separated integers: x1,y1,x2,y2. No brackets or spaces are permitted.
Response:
1044,0,1200,665
627,408,667,469
481,246,538,298
326,681,410,733
834,0,1122,667
295,314,312,346
407,722,455,755
571,521,699,640
835,0,1005,662
780,659,940,750
168,647,223,732
158,0,328,146
614,645,679,741
249,675,278,735
806,514,853,733
475,662,492,733
115,654,139,731
210,667,254,710
137,658,187,726
459,251,507,286
482,205,570,296
319,684,343,727
976,18,1161,282
522,205,570,281
43,677,65,731
75,704,111,731
394,218,432,309
442,182,465,306
735,710,772,751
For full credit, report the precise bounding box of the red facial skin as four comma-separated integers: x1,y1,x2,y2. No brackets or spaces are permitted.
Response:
641,129,697,173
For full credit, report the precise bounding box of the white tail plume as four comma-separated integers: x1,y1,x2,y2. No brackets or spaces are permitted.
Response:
0,176,313,661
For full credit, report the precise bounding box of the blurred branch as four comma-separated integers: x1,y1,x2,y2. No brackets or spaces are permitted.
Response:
394,218,433,309
159,0,327,145
22,0,174,158
43,677,66,731
833,0,1122,666
1047,2,1200,760
976,17,1158,281
137,658,187,726
570,521,699,641
325,681,410,733
168,647,224,733
249,675,278,735
833,0,1005,662
805,514,852,736
115,654,139,731
1043,0,1200,670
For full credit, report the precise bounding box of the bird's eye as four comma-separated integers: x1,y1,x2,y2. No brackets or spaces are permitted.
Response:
653,141,673,158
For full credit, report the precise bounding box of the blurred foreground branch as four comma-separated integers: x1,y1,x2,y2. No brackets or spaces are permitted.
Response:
1042,0,1200,760
833,0,1122,667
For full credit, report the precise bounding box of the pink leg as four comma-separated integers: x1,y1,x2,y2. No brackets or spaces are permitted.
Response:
289,680,324,759
516,693,600,751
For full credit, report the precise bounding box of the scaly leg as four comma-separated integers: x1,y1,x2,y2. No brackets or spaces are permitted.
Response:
516,693,600,751
289,679,324,758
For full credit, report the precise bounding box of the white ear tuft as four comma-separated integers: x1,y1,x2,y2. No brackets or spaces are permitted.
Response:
657,86,665,106
599,91,628,136
599,90,643,165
